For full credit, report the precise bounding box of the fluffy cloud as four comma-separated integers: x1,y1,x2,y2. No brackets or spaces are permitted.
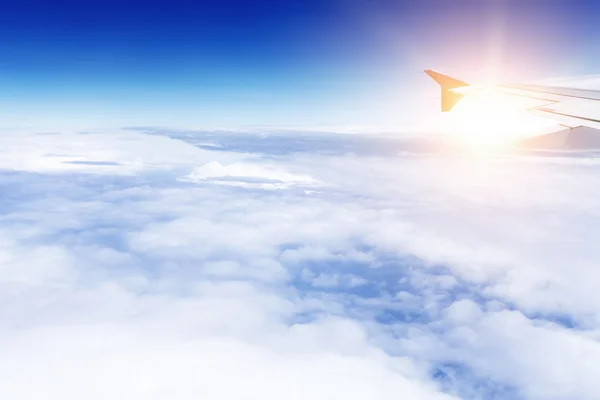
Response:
182,160,315,189
1,128,599,399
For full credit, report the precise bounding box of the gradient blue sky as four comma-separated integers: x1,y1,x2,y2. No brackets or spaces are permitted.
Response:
1,0,599,129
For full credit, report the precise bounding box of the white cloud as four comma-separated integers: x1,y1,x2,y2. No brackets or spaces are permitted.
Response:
431,308,600,400
0,130,244,174
2,128,600,399
182,160,315,190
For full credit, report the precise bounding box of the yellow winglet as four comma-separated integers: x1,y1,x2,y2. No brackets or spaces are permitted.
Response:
425,70,470,112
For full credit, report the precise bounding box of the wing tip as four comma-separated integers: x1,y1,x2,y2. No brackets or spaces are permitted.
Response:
425,69,469,112
424,69,469,89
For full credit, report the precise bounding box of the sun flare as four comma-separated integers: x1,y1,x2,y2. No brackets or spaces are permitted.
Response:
433,93,557,152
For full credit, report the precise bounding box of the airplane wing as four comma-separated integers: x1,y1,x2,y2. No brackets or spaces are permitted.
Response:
425,69,600,149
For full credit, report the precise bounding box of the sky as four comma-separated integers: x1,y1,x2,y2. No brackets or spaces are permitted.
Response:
1,0,600,129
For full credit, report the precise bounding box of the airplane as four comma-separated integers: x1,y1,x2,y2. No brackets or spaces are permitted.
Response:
425,69,600,150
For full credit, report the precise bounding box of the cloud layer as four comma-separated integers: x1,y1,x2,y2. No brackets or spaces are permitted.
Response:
1,129,599,399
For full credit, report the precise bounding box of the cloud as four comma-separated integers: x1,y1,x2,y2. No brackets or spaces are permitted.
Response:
1,128,600,399
182,160,315,189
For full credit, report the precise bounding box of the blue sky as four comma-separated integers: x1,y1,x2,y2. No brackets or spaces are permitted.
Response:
1,0,599,129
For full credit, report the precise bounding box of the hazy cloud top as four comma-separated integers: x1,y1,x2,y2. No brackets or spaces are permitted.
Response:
1,129,599,399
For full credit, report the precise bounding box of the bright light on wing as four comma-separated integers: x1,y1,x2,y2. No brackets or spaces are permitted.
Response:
435,92,558,151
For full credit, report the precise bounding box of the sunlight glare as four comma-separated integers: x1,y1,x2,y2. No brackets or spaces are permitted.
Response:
435,92,557,152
